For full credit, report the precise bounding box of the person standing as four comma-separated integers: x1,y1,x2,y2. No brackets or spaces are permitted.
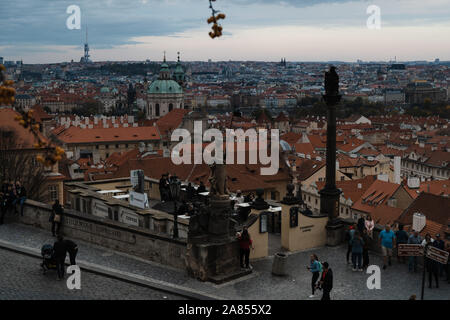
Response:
379,224,396,270
319,262,333,301
64,238,78,265
423,234,438,289
432,234,445,278
53,235,67,280
197,181,206,194
445,243,450,284
237,227,253,269
407,230,422,272
346,224,356,265
159,174,168,202
365,215,375,238
351,231,364,271
16,181,26,217
307,254,322,298
395,225,409,264
0,192,7,225
357,215,365,235
362,229,370,269
50,200,64,237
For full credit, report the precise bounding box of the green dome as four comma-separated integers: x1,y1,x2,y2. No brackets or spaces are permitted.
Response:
147,79,183,94
100,87,110,93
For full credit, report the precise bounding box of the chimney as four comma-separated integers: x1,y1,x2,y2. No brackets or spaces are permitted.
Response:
412,212,426,232
394,156,401,184
336,160,340,171
123,123,129,128
129,116,134,123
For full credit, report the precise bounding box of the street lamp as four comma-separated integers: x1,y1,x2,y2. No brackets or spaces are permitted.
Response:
169,175,181,239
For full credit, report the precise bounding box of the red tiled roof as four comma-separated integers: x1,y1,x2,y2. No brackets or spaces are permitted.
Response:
53,126,161,144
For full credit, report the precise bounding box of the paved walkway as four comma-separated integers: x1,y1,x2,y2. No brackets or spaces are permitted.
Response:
0,223,449,300
0,248,185,300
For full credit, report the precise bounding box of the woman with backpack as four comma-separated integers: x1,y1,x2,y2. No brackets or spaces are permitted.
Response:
351,231,365,271
307,254,322,298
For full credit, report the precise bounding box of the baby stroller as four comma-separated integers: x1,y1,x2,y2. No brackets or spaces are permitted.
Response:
41,244,57,274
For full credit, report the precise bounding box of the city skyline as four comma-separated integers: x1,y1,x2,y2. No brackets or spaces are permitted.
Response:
1,0,450,63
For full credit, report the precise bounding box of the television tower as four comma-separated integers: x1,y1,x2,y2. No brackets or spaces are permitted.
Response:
81,26,91,63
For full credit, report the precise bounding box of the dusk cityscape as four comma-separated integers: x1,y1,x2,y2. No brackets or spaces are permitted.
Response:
0,0,449,309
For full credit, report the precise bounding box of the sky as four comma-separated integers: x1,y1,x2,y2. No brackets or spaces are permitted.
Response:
1,0,450,63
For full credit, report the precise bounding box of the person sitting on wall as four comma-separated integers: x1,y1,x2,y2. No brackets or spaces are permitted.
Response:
50,200,64,237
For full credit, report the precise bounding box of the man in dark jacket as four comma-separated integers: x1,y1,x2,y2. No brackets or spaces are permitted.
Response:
0,192,7,225
53,235,67,280
64,238,78,265
159,174,168,202
319,262,333,300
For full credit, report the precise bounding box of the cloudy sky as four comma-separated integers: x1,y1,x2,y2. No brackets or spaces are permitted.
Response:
1,0,450,63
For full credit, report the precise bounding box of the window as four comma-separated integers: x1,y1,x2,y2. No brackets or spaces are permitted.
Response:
155,104,160,116
95,145,99,150
125,144,128,148
48,185,58,202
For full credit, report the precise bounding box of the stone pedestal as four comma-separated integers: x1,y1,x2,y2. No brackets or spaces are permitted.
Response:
326,218,344,247
185,240,250,284
208,196,232,243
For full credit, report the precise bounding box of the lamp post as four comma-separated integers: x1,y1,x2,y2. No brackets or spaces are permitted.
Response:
319,66,343,246
169,175,181,239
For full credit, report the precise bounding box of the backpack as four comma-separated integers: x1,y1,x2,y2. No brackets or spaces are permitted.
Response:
317,261,323,273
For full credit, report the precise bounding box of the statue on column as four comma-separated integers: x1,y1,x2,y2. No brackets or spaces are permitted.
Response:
325,66,339,96
208,162,229,197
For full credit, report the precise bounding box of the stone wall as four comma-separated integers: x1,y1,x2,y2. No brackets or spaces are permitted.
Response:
16,200,187,269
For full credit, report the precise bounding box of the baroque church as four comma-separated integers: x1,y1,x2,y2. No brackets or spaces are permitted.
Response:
145,53,186,119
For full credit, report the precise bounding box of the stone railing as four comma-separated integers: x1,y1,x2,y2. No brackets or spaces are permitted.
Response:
12,200,187,269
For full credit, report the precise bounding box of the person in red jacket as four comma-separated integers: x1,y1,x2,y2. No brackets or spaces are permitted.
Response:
237,227,254,269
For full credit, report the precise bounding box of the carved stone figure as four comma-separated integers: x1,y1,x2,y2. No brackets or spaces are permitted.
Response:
325,66,339,96
208,163,229,196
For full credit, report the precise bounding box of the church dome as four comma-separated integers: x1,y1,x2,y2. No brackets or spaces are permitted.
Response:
147,55,183,94
147,79,183,94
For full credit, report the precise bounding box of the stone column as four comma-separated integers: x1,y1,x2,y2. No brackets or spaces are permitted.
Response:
319,67,344,246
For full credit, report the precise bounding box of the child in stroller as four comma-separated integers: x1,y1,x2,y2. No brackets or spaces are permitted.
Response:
41,244,57,274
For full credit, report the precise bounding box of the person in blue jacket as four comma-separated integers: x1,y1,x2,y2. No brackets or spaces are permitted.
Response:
307,254,322,298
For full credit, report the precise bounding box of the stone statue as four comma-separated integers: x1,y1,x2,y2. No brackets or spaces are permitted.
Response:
325,66,339,96
208,163,229,197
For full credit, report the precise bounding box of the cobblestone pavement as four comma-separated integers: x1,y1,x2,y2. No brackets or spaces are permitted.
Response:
1,223,449,300
0,248,186,300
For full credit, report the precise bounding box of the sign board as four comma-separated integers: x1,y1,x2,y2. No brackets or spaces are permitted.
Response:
130,170,140,188
120,209,139,227
289,207,298,228
426,246,449,264
130,169,144,193
398,244,424,257
129,191,149,209
92,200,109,218
260,212,268,233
